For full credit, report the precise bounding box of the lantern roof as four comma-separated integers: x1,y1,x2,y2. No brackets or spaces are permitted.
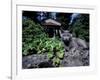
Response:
42,19,61,26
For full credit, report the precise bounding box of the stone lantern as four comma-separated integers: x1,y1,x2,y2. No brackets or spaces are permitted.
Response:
42,19,61,38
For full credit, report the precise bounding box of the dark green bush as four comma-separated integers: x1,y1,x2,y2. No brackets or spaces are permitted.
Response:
70,14,89,42
22,19,45,55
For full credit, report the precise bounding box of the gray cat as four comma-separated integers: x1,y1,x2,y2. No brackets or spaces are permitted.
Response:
60,30,88,51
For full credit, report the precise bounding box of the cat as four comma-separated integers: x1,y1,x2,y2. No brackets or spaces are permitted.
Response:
60,30,88,51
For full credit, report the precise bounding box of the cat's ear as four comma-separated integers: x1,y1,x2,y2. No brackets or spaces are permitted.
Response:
60,28,64,33
69,34,72,41
70,34,72,37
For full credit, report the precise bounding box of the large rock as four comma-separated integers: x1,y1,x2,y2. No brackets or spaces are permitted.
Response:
22,53,53,69
61,48,89,67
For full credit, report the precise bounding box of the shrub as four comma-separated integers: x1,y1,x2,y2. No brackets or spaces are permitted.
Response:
22,19,64,66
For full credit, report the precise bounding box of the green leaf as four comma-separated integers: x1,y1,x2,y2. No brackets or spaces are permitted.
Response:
56,51,64,59
53,57,60,66
47,52,53,59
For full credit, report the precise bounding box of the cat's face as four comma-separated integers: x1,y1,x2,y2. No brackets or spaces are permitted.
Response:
61,30,72,42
